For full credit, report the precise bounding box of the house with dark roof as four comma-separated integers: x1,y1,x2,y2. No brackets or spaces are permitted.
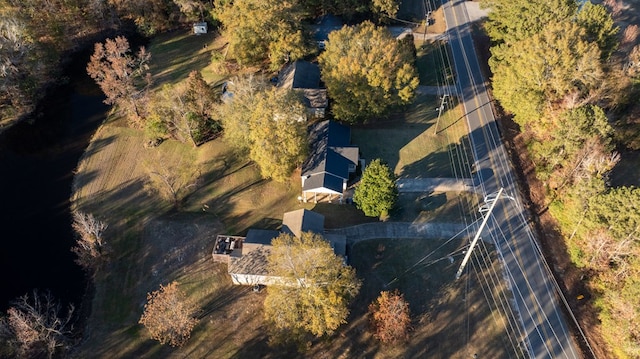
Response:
309,14,344,50
278,61,328,119
301,120,360,203
213,209,346,286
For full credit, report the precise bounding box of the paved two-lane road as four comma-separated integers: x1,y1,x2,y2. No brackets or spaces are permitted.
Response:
441,0,582,358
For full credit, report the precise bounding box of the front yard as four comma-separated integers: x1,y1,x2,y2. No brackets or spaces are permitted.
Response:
72,26,506,358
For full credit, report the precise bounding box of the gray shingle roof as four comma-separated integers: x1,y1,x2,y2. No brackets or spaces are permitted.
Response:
300,89,328,109
302,121,358,189
228,246,270,276
282,209,325,238
245,229,280,245
278,61,321,90
302,172,344,194
310,14,344,42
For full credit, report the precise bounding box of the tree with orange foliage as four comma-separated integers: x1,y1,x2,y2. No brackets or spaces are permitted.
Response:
87,36,151,126
368,290,411,344
139,282,198,347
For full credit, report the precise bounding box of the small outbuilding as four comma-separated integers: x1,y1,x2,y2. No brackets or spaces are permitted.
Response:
193,22,208,35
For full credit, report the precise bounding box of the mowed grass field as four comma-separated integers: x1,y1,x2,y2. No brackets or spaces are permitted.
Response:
352,94,471,179
72,29,514,358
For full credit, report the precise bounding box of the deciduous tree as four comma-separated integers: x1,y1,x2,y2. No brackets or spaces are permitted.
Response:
174,0,211,22
299,0,369,18
109,0,177,36
372,0,399,18
354,159,398,217
71,210,108,272
2,290,75,359
580,186,640,354
87,36,152,126
264,232,361,344
248,88,308,182
217,78,308,182
530,105,614,180
148,71,220,146
139,282,198,347
369,290,411,344
217,75,268,152
214,0,313,70
319,21,419,122
143,149,200,208
0,15,41,117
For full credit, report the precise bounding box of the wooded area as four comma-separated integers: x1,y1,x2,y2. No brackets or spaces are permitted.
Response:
484,0,640,356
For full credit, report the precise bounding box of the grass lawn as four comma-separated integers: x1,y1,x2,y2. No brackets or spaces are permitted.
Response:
147,30,230,87
72,26,488,358
393,191,479,223
352,94,471,179
300,238,524,359
416,40,455,86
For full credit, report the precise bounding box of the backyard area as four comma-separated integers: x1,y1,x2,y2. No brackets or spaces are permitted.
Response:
70,24,511,358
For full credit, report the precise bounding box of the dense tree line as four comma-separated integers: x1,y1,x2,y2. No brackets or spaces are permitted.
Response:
483,0,640,356
1,0,409,129
0,0,212,128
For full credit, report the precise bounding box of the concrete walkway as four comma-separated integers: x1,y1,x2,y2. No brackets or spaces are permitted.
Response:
396,178,476,193
326,222,470,246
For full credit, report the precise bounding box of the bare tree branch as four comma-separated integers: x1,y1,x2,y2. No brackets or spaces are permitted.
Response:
4,290,75,359
71,210,108,272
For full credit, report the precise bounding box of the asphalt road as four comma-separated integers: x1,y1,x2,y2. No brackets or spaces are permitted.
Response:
441,0,582,358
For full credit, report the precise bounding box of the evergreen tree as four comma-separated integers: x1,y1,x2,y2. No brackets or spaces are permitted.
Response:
490,21,602,126
354,159,398,217
482,0,577,45
576,1,619,60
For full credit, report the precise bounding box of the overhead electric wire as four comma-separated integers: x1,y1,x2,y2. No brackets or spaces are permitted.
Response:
384,219,481,287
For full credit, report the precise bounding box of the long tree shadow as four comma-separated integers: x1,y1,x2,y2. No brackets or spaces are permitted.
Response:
398,131,474,179
149,30,220,87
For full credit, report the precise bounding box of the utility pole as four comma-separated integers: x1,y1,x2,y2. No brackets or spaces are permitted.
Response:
423,0,431,42
433,94,448,135
455,187,504,280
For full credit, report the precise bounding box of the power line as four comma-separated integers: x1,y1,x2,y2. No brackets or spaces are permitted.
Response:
384,219,481,287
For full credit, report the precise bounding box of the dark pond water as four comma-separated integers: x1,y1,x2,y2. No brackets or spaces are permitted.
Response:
0,62,108,310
